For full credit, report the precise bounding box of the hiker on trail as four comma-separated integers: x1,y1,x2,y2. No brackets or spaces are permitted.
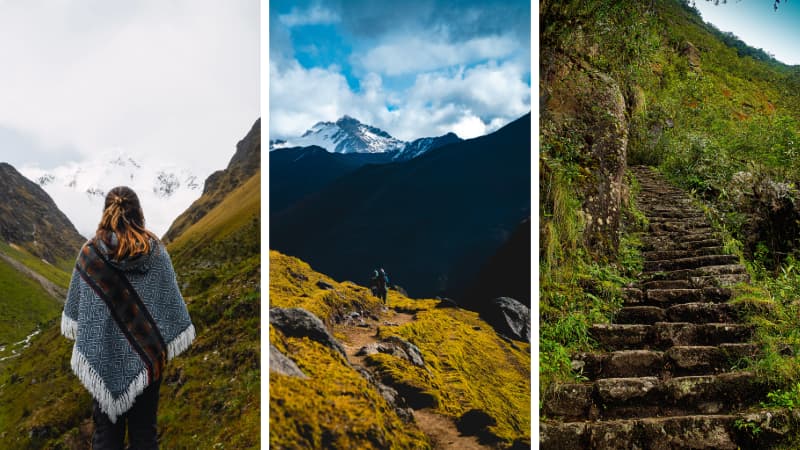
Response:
371,267,389,305
61,186,195,450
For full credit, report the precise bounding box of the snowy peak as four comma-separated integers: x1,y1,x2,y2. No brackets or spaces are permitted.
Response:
394,132,463,161
270,115,463,159
274,115,406,154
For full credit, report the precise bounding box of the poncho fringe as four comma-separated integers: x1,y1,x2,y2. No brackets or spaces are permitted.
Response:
68,323,196,423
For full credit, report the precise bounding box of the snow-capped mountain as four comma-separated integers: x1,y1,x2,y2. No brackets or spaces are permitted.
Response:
20,152,202,238
270,115,462,160
271,115,405,154
393,132,462,161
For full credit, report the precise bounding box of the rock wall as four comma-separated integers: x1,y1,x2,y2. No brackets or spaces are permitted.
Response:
541,52,629,256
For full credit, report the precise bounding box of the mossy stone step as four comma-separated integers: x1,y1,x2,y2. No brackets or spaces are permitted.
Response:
689,273,751,287
643,231,719,242
649,223,712,233
643,264,748,281
639,279,692,290
590,323,752,350
615,302,740,324
544,372,766,421
665,302,742,323
541,409,796,450
615,306,666,324
642,246,725,261
571,345,754,380
648,215,706,222
640,287,731,306
641,238,722,252
645,255,740,272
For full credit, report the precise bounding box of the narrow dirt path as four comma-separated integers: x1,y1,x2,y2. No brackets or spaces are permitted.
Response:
336,307,491,450
0,251,66,302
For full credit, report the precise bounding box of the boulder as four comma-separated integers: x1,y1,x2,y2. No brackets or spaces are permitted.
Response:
356,336,426,368
316,280,335,290
270,307,346,358
269,344,308,379
481,297,531,342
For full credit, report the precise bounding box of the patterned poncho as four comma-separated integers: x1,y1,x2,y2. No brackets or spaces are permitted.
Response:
61,236,195,423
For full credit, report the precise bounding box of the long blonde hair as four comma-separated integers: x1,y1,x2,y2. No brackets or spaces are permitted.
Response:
97,186,158,260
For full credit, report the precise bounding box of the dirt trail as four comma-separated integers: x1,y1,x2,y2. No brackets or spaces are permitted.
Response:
0,251,66,303
337,307,491,450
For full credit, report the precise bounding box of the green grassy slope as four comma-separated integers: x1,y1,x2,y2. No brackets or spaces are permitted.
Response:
0,256,62,347
0,169,260,449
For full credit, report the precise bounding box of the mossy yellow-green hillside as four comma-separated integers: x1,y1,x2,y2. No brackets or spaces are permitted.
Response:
370,300,531,446
169,170,260,263
269,250,531,448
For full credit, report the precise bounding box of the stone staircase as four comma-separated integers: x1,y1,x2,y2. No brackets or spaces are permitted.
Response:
540,166,790,449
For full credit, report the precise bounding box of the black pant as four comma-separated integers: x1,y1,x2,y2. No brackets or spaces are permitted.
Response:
92,378,161,450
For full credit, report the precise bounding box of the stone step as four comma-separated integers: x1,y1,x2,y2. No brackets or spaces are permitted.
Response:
571,345,757,380
665,302,741,324
645,255,740,272
639,279,692,290
648,215,706,222
642,247,725,261
649,223,713,233
689,273,751,287
628,287,732,307
543,372,767,421
590,323,752,351
643,231,719,242
642,238,722,252
540,409,791,449
643,264,748,282
615,302,740,324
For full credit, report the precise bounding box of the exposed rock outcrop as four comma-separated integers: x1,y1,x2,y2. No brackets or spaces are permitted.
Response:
269,307,346,359
269,344,308,379
541,54,628,256
480,297,531,342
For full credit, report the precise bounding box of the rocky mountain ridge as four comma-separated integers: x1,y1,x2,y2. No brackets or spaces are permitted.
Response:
270,115,462,160
0,163,84,266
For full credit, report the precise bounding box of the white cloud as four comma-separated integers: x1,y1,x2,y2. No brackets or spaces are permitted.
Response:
269,58,530,142
0,0,258,178
0,0,258,236
354,34,518,76
279,3,340,27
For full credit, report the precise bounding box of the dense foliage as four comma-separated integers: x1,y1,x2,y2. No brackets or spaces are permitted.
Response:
540,0,800,441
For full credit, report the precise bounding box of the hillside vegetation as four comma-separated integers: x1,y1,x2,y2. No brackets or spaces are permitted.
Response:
0,256,61,347
541,0,800,442
270,250,531,449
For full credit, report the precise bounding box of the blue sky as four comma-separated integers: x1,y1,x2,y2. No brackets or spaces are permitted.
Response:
269,0,531,141
694,0,800,65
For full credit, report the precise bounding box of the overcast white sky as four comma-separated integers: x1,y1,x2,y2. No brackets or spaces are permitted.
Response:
0,0,259,237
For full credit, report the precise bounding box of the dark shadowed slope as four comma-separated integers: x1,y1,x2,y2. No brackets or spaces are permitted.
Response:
271,113,531,299
0,163,84,267
270,146,394,215
459,217,531,311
